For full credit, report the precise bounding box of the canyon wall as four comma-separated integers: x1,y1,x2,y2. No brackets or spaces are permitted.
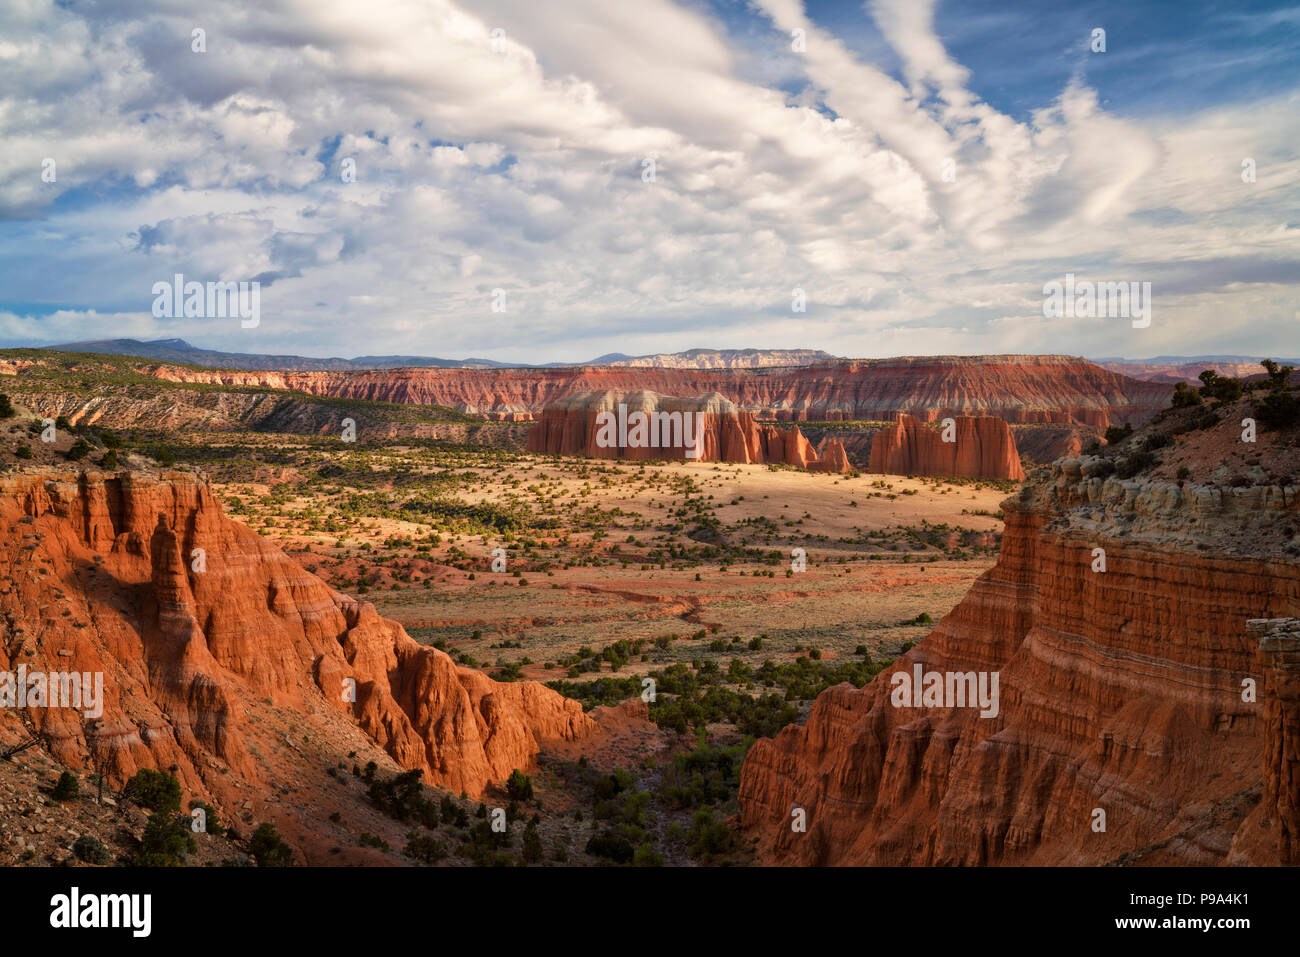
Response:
738,457,1300,865
0,381,529,448
134,355,1171,428
0,468,591,808
525,390,849,471
867,414,1025,480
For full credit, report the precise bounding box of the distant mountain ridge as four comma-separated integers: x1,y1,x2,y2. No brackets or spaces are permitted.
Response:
45,338,838,371
1093,355,1299,384
47,338,514,371
43,338,1295,381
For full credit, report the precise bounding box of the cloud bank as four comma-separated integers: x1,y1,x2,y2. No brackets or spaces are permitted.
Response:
0,0,1296,361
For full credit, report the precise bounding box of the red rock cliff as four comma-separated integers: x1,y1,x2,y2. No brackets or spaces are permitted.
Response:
141,355,1170,429
738,457,1300,865
0,468,592,805
525,390,848,471
868,413,1025,480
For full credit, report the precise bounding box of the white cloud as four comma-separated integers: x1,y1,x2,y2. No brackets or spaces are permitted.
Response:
0,0,1294,361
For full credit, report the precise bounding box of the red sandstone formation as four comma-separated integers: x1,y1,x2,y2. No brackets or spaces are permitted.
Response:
811,437,850,473
1237,618,1300,865
138,355,1171,430
738,449,1300,865
0,468,591,807
868,414,1025,481
524,390,849,471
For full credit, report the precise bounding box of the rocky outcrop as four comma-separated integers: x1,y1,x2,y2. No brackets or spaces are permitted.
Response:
0,468,592,804
130,355,1171,428
525,390,849,471
738,455,1300,865
811,437,851,473
1232,618,1300,864
868,414,1025,480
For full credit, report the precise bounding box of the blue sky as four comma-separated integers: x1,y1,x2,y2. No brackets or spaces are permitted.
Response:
1,0,1296,361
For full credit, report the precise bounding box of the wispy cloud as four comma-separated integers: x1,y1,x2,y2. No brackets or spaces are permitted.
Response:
0,0,1295,361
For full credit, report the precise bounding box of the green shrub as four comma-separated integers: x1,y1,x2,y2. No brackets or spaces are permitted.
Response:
1117,449,1159,479
249,822,295,866
98,449,118,470
686,807,735,861
133,812,197,866
14,445,31,460
1261,359,1294,389
405,833,447,864
1104,423,1133,444
521,821,544,864
506,769,534,802
52,771,79,801
1198,370,1242,404
1171,381,1201,408
585,830,635,863
189,800,225,837
0,395,13,418
72,835,112,865
367,769,435,823
1256,390,1300,429
633,842,665,867
122,769,181,814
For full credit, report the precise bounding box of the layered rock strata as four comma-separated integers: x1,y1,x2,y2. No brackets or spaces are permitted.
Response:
0,468,591,804
867,413,1025,480
130,355,1171,428
738,458,1300,865
525,390,849,471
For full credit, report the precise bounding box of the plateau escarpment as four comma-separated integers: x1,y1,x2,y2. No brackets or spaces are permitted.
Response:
0,467,592,820
738,398,1300,865
123,354,1169,428
525,390,849,470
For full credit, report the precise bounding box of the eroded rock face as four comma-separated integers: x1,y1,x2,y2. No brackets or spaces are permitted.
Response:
525,390,849,471
136,355,1170,427
867,414,1025,480
1232,618,1300,865
738,460,1300,865
0,468,592,803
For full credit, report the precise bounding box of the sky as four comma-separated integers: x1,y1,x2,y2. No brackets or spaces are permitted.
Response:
0,0,1297,363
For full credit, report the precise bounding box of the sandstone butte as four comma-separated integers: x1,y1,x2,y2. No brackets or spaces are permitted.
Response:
0,468,592,810
138,354,1172,428
738,457,1300,865
868,413,1026,481
525,390,849,471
